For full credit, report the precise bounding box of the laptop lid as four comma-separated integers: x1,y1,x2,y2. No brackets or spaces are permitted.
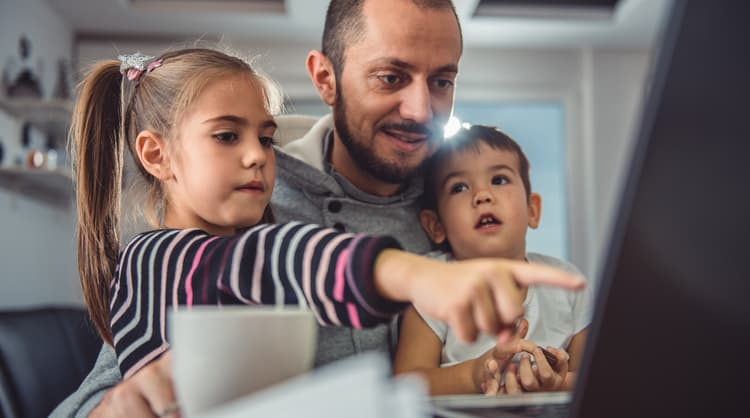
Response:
571,1,750,418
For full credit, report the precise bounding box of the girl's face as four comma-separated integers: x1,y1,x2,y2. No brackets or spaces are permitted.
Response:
164,73,277,235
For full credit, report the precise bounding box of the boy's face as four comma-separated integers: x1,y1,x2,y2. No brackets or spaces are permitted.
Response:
420,141,541,261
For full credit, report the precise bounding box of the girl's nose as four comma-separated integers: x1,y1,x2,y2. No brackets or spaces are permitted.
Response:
242,139,267,168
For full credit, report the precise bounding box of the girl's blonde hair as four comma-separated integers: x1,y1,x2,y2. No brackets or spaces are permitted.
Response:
70,48,281,343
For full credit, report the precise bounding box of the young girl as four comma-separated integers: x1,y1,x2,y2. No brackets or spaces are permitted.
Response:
393,125,593,395
70,49,584,379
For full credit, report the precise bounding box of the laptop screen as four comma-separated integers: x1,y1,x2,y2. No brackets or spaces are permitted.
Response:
572,1,750,417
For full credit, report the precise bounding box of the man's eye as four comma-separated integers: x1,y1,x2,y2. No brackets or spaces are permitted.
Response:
433,78,455,89
213,132,238,143
492,175,509,185
449,183,469,194
259,136,276,148
379,74,401,85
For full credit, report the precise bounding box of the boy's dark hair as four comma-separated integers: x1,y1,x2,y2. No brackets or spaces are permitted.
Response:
422,124,532,212
321,0,462,79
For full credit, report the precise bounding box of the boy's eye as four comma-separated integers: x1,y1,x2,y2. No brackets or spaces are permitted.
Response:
259,136,276,148
449,183,469,194
492,175,509,185
213,132,238,143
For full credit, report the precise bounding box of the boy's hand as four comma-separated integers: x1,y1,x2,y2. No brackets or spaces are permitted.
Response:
476,319,529,395
504,343,569,393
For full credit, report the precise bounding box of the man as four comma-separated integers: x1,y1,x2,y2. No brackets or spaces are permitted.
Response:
54,0,463,415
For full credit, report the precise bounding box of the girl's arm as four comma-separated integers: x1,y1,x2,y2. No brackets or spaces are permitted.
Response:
110,223,405,377
393,307,484,395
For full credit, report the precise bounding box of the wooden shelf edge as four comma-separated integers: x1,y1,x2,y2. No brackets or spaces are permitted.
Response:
0,167,73,207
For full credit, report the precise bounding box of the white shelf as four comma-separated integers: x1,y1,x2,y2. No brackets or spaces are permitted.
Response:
0,167,73,206
0,96,72,139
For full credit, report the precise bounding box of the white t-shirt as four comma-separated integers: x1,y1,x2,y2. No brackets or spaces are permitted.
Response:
417,252,593,367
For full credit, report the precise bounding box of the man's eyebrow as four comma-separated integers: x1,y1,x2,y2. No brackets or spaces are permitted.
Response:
368,58,458,74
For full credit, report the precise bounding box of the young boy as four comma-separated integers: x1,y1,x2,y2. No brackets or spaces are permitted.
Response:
393,125,592,396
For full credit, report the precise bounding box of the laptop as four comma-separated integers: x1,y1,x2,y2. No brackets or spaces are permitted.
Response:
433,1,750,417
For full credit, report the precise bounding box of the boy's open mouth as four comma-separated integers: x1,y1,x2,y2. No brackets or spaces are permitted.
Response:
475,213,501,229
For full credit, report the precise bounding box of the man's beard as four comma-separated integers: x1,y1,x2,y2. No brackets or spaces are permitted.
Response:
333,86,439,185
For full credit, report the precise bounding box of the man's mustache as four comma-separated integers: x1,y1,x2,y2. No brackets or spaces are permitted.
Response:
379,121,441,139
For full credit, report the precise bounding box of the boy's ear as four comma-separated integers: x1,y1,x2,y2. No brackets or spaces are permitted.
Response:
419,209,447,244
527,192,542,229
306,50,336,107
135,130,172,181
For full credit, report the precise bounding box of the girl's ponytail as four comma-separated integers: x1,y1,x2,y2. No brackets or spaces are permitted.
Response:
70,61,125,344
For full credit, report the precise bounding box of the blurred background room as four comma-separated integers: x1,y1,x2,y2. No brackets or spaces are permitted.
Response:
0,0,672,416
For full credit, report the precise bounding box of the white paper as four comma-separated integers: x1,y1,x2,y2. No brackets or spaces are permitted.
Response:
198,353,430,418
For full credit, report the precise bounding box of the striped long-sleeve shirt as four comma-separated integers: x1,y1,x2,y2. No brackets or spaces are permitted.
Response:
109,221,406,378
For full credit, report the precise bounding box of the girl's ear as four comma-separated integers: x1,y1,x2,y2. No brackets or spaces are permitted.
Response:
135,130,172,181
527,192,542,229
419,209,447,244
306,50,336,107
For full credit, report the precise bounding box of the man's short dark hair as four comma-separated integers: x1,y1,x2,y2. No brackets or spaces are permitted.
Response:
321,0,462,78
422,125,532,212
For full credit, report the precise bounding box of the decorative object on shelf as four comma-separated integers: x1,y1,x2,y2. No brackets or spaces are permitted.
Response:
0,139,4,165
52,59,71,100
26,149,45,169
21,122,32,148
45,136,59,171
5,36,43,99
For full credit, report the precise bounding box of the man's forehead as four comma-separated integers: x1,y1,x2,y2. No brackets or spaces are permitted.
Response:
358,0,462,49
345,1,461,70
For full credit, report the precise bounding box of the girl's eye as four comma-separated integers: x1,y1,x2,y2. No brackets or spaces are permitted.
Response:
259,136,276,148
492,175,509,185
213,132,238,143
449,183,469,194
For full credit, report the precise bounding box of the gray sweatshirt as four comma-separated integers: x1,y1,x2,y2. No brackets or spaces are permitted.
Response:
51,114,431,417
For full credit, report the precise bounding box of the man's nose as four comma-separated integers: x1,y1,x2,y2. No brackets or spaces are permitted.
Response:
399,80,433,124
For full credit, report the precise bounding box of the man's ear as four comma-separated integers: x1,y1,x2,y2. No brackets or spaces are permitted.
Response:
306,50,336,107
527,192,542,229
419,209,447,244
135,130,172,181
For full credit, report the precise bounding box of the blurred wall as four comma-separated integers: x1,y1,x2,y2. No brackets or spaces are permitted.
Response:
0,0,81,308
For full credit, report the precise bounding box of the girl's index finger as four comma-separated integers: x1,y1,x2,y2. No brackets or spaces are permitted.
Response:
507,261,585,289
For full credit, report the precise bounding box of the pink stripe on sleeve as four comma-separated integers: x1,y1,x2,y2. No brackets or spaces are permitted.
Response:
346,303,361,329
185,237,219,307
333,247,351,302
